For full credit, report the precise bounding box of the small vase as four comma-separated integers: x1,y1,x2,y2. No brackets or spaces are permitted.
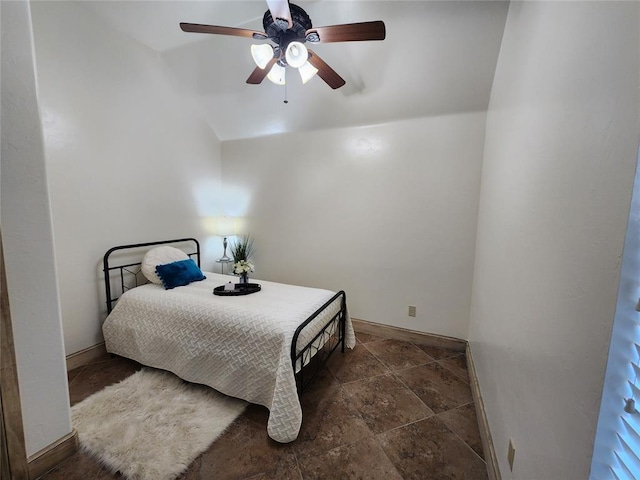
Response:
239,272,248,284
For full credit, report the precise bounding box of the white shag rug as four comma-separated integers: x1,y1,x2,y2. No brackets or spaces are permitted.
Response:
71,368,247,480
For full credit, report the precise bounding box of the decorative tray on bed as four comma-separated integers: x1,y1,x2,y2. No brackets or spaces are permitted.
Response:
213,283,262,296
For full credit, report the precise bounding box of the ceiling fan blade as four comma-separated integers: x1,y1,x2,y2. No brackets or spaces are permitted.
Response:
307,50,346,89
246,57,279,85
180,23,267,39
265,0,293,29
307,21,386,43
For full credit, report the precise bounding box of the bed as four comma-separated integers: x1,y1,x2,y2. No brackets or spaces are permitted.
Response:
101,238,355,443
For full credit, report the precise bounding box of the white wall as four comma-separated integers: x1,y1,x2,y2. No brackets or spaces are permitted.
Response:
30,2,224,355
1,0,72,457
469,2,640,479
222,113,486,339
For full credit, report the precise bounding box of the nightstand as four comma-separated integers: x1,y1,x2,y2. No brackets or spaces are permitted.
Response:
216,258,233,274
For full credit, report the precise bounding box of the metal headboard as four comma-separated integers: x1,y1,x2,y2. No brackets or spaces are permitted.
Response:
103,237,200,314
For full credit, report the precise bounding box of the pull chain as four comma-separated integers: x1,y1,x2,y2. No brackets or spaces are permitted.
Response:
283,81,288,104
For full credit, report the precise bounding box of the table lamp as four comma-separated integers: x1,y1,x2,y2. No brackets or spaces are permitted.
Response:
216,216,235,262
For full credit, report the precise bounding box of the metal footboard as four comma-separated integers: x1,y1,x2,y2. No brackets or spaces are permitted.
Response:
291,290,347,393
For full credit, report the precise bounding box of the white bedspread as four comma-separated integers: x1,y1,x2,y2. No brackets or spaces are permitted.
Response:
102,273,355,443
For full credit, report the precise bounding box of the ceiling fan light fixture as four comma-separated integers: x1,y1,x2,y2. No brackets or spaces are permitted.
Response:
285,41,308,69
267,63,286,85
251,44,274,69
299,61,318,84
181,3,386,90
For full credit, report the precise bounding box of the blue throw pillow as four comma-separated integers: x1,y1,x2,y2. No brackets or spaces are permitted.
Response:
155,258,206,290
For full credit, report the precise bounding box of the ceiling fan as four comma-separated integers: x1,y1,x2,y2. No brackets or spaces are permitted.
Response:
180,0,385,89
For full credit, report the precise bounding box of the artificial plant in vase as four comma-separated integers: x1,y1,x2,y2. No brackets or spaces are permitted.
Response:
230,235,255,283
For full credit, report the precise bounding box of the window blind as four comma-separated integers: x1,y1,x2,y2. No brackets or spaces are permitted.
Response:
591,151,640,480
610,343,640,478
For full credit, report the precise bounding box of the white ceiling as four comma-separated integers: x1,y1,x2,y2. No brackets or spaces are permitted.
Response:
83,1,510,140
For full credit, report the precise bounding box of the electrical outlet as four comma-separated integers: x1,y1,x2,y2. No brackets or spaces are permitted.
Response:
408,305,416,317
508,439,515,471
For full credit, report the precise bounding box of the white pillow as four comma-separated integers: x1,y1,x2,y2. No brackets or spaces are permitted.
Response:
141,246,189,285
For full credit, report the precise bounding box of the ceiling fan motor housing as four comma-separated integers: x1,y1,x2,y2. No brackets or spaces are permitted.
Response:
263,3,314,65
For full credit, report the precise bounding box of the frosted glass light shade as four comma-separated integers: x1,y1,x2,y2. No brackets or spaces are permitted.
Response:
267,63,286,85
298,61,318,84
251,44,274,69
285,41,308,69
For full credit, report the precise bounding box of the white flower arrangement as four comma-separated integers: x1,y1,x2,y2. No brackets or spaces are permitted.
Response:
233,259,254,275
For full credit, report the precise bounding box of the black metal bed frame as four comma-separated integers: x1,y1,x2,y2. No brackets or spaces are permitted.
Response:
292,289,346,392
103,237,201,314
102,237,347,393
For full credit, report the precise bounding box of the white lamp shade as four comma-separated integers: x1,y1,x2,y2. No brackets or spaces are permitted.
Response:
298,61,318,84
250,44,274,69
267,63,286,85
285,41,308,69
215,216,235,237
232,217,247,235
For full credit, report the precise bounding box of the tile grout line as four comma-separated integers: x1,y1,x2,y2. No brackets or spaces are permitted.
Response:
367,433,407,480
387,358,478,438
291,449,305,480
387,368,437,418
298,357,404,479
337,362,440,438
359,341,397,372
443,421,487,467
436,410,488,467
300,366,436,480
297,379,375,462
337,369,392,386
374,413,435,437
408,341,463,360
434,355,471,385
360,341,438,375
66,364,86,390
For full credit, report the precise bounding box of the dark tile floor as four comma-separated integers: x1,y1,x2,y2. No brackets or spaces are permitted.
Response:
42,332,487,480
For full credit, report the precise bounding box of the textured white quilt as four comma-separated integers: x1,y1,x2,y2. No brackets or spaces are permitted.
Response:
102,273,355,443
